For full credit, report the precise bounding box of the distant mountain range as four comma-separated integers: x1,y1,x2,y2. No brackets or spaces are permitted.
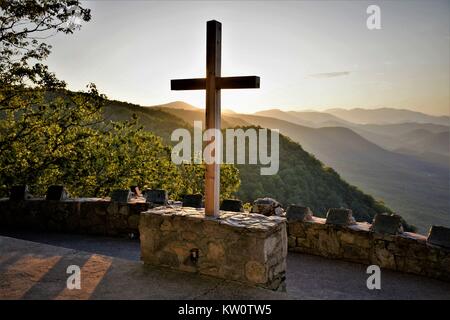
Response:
255,109,351,127
103,100,409,230
255,108,449,168
325,107,450,126
256,107,449,126
136,101,449,233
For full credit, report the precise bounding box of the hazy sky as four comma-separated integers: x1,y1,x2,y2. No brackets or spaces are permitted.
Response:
46,0,450,115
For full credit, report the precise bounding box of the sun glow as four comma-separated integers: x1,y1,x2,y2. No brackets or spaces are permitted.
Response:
50,0,449,116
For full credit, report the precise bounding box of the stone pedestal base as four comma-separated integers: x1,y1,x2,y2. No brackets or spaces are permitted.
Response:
139,206,287,290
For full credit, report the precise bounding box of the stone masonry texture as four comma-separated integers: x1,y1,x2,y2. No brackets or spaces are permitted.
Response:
0,198,151,236
1,198,449,283
139,206,288,290
288,217,450,282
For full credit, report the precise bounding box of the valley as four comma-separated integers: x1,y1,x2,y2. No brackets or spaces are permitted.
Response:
105,101,449,234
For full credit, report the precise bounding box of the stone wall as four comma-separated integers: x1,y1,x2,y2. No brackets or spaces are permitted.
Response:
0,198,151,236
139,206,287,290
2,196,448,283
288,217,450,282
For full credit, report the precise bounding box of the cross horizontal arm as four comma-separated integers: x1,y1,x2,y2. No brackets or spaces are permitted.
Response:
171,76,260,90
218,76,260,89
171,78,206,90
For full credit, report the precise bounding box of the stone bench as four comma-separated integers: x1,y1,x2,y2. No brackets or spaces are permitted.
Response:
139,206,287,290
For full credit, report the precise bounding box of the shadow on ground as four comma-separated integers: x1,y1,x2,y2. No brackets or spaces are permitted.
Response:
0,231,449,300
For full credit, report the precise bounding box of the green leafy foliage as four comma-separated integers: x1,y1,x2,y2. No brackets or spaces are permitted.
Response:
113,105,416,231
0,0,241,201
177,162,241,200
0,0,415,232
234,130,386,216
232,128,415,231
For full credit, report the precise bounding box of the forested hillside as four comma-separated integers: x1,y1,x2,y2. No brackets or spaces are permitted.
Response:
103,100,415,231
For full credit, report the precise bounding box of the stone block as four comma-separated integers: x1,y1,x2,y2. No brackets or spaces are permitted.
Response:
287,236,296,248
129,202,150,215
371,213,403,235
373,245,396,269
372,232,395,242
108,213,128,231
118,204,129,216
46,185,69,201
139,206,287,290
342,245,369,263
404,257,422,274
182,194,203,208
127,214,140,230
220,199,244,212
288,221,306,238
407,242,430,260
111,189,132,203
339,231,356,244
251,198,284,216
106,201,118,215
325,208,355,226
144,189,168,205
286,205,313,222
9,185,32,201
440,253,450,274
317,229,340,256
282,206,450,282
427,226,450,249
129,185,142,197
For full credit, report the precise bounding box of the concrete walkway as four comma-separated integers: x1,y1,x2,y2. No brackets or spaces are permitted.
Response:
1,232,449,300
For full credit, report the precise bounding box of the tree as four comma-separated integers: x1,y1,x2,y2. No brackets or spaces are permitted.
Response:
0,0,91,89
0,0,102,195
177,162,240,200
0,0,242,200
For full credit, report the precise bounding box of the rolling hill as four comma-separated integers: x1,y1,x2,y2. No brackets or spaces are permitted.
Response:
103,100,190,142
325,107,450,126
103,100,449,233
148,101,200,111
227,114,449,233
350,123,449,157
102,99,414,230
258,109,450,167
151,103,251,129
396,130,449,155
149,106,448,233
255,109,350,127
256,109,449,163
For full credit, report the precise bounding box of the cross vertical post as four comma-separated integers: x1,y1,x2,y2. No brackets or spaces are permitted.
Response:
170,20,260,218
205,20,221,216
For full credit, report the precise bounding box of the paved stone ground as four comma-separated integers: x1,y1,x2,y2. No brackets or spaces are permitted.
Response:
1,231,450,300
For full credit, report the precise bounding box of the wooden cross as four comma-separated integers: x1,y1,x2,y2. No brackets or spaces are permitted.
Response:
171,20,260,217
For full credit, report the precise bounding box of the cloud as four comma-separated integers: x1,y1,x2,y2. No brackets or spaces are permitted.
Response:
307,71,350,79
